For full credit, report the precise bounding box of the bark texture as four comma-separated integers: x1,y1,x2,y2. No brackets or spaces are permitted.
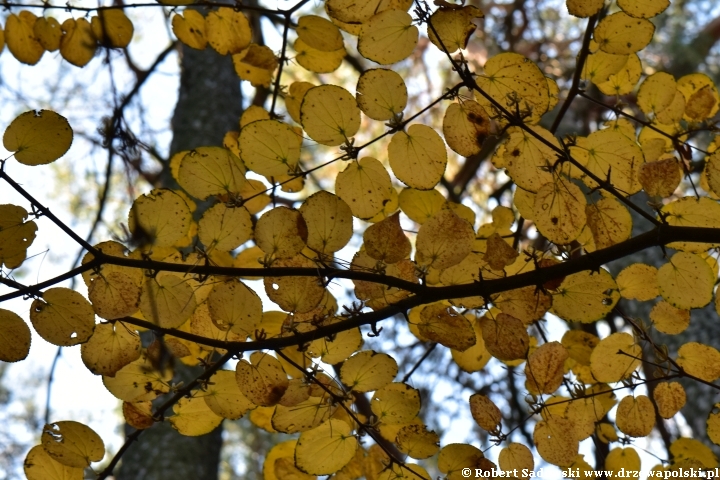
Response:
116,42,242,480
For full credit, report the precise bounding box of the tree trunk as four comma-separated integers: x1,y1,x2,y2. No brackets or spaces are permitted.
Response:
116,42,242,480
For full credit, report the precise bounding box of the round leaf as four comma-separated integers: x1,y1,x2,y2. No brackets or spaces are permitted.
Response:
295,419,358,475
388,124,447,190
4,110,72,166
301,85,360,146
0,308,31,362
30,287,95,347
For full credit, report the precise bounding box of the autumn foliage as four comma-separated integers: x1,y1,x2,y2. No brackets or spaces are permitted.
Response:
3,0,720,478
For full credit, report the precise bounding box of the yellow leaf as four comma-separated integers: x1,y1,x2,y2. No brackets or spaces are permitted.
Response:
172,10,206,50
475,53,550,125
617,263,659,301
658,252,714,309
23,444,84,480
677,73,720,122
662,197,720,253
128,188,192,247
438,443,485,479
416,209,474,269
561,330,598,365
534,418,578,467
239,178,271,214
650,301,690,335
272,395,336,433
451,314,492,372
494,285,552,325
239,119,301,177
533,178,587,245
80,322,140,377
293,38,345,73
503,126,559,192
469,393,501,432
358,10,418,65
4,110,72,166
0,308,31,362
207,279,262,337
708,411,720,446
5,12,44,65
677,342,720,382
525,341,568,395
639,157,682,198
590,332,641,383
396,424,439,459
325,0,413,24
264,255,326,313
483,232,518,270
340,350,398,393
513,187,536,220
605,447,641,475
30,287,95,346
553,269,619,323
480,313,529,361
596,53,642,96
88,271,141,320
263,440,304,480
585,197,632,250
653,382,686,419
296,15,343,52
235,352,289,407
206,7,251,55
169,395,223,436
295,419,358,475
499,443,534,480
299,191,353,254
616,395,655,437
565,396,607,440
399,187,445,224
91,9,134,48
285,82,314,124
670,438,718,468
637,72,677,116
255,206,308,258
593,12,654,54
301,85,360,146
232,44,278,87
203,369,255,420
419,302,476,351
103,355,171,401
618,0,669,18
363,212,410,263
0,204,37,269
308,319,362,365
198,203,252,252
567,0,604,17
139,273,197,329
60,18,97,67
571,129,644,194
122,400,154,430
33,17,62,51
335,157,393,219
427,6,483,53
443,100,491,157
41,421,104,468
583,50,630,85
371,383,420,425
356,68,408,121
